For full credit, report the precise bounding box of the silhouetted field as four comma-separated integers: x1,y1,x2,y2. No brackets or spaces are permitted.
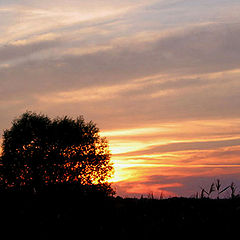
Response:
1,189,240,238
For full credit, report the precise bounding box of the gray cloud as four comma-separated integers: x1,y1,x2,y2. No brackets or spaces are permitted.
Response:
1,18,240,132
23,76,240,130
0,39,60,62
1,22,240,96
147,173,240,197
114,172,240,197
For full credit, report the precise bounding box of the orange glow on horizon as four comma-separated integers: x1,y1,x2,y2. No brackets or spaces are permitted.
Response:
103,119,240,196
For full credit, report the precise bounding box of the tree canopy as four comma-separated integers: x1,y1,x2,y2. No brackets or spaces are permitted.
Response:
0,112,114,195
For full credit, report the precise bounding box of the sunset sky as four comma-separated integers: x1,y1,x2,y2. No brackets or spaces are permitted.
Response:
1,0,240,197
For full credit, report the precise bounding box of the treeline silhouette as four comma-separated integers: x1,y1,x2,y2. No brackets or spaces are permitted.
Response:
1,190,240,238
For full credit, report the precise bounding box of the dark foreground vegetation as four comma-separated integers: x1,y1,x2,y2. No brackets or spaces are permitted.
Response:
1,112,240,238
1,187,240,239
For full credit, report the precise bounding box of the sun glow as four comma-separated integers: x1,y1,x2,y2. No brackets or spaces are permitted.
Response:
101,118,240,196
108,160,134,183
108,141,150,155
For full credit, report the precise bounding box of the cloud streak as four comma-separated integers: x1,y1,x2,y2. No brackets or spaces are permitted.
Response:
118,138,240,156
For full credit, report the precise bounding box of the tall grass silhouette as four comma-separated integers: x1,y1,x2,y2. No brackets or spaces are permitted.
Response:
199,179,239,199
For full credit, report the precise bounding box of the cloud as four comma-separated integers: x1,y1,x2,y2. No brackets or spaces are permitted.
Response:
0,0,158,44
0,39,61,63
23,67,240,130
113,169,240,197
118,138,240,157
2,21,240,95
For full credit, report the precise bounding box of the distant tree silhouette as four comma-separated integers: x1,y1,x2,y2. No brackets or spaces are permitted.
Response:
0,112,114,195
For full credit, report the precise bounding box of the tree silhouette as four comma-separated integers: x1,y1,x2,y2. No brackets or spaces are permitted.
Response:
0,112,114,195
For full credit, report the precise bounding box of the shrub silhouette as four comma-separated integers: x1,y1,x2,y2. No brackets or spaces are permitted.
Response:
0,111,114,195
